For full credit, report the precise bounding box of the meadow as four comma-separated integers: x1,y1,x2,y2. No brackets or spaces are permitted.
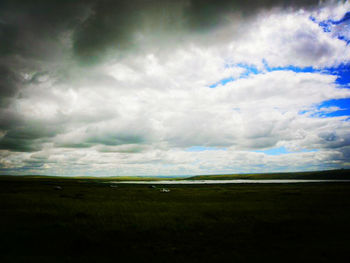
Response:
187,168,350,180
1,174,350,262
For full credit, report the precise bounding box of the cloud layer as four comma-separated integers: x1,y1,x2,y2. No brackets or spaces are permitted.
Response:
0,0,350,176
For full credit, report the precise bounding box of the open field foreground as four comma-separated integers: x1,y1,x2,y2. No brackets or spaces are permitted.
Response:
1,176,350,262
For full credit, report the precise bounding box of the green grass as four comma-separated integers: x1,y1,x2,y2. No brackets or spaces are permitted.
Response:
1,175,350,262
188,168,350,180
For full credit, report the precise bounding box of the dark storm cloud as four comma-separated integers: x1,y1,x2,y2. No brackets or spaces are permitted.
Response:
0,0,321,64
87,133,145,146
0,0,321,62
56,133,145,149
0,105,67,152
0,0,91,59
0,21,18,56
0,0,93,109
0,119,64,152
54,122,152,149
73,0,321,63
184,0,320,30
0,66,21,106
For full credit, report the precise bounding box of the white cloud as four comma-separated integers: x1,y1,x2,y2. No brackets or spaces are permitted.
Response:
224,8,350,68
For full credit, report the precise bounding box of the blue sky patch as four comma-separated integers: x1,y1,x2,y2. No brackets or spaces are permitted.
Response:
265,64,316,74
323,63,350,86
330,11,350,25
317,98,350,117
221,60,350,118
210,63,260,88
209,76,235,88
311,11,350,44
210,61,350,100
254,146,318,155
236,63,260,77
254,146,289,155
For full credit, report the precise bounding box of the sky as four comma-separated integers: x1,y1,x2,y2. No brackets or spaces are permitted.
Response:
0,0,350,177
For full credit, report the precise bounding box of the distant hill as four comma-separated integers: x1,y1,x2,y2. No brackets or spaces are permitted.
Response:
187,169,350,180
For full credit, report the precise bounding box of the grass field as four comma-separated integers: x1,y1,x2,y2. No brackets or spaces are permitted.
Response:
1,175,350,262
188,168,350,180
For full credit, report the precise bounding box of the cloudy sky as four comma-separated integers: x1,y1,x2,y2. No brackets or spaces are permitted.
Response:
0,0,350,176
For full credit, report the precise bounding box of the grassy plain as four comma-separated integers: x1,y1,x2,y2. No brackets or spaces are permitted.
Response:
1,175,350,262
188,168,350,180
